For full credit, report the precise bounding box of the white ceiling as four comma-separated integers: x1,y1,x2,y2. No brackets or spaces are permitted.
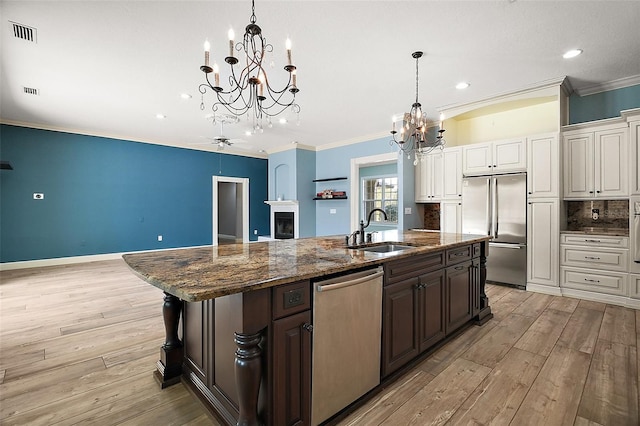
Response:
2,1,639,157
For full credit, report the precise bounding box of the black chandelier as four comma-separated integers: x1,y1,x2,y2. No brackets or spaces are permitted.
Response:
390,51,445,165
199,0,300,133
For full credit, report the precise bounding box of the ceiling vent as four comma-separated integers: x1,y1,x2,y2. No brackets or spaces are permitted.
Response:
11,21,37,43
23,87,39,95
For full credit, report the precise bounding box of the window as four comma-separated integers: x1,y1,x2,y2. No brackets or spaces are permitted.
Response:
361,176,398,223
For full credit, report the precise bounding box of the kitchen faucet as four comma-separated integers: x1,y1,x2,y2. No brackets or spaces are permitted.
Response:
358,208,388,245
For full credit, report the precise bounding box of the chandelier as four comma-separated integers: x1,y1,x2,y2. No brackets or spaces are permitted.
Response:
390,51,445,165
199,0,300,133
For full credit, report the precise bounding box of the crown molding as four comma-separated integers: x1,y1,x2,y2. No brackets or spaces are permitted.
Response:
573,74,640,96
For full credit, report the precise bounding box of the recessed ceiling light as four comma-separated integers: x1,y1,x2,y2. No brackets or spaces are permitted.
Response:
563,49,583,59
156,114,166,119
279,118,287,124
455,82,470,90
245,130,252,136
180,93,192,99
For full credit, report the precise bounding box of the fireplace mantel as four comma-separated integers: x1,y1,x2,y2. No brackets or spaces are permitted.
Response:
264,200,299,239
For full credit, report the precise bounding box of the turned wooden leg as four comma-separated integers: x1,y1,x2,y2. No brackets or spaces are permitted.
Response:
154,292,184,388
235,331,263,426
476,242,493,325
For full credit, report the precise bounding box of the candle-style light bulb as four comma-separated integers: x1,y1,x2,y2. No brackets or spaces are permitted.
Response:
292,69,297,87
392,116,396,132
285,38,292,65
204,40,211,66
439,112,445,130
228,28,235,57
213,62,220,87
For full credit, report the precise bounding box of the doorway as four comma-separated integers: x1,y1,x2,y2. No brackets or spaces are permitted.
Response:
212,176,249,246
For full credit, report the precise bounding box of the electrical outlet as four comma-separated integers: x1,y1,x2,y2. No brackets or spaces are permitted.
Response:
330,209,336,214
157,235,163,242
254,229,258,235
591,209,599,220
404,207,412,215
33,193,44,200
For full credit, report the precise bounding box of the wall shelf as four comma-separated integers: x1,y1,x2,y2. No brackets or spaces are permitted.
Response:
313,196,348,200
313,177,347,182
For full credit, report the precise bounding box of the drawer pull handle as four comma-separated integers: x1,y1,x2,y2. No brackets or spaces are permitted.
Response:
454,252,465,256
584,239,601,243
584,256,601,260
584,278,600,283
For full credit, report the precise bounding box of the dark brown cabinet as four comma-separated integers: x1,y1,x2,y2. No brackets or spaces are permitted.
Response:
445,260,473,333
271,280,311,426
382,276,420,377
272,310,311,426
418,269,446,351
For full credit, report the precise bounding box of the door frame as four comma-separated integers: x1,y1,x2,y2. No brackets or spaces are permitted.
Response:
349,152,399,232
212,176,250,246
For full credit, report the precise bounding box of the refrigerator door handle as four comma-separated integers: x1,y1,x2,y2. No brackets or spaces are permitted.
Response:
486,178,492,236
492,177,498,239
634,214,640,263
490,242,526,249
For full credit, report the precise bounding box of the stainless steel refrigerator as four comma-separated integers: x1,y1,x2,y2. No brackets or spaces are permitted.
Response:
462,173,527,287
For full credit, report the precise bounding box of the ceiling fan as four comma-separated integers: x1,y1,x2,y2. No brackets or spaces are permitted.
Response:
196,113,247,151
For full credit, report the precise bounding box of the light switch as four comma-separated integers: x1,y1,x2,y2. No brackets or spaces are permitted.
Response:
330,209,336,214
404,207,412,215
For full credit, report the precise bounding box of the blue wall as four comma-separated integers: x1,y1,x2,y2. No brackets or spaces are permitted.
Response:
0,125,269,263
569,84,640,124
315,137,414,237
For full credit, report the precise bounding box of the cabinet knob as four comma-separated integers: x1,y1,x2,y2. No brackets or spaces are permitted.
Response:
596,190,601,193
589,191,594,194
528,192,532,194
493,165,497,168
302,323,314,332
458,194,462,197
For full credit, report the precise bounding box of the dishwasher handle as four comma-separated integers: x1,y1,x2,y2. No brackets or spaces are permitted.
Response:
316,270,383,292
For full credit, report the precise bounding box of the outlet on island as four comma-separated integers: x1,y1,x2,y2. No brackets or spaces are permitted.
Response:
157,235,163,242
591,209,599,220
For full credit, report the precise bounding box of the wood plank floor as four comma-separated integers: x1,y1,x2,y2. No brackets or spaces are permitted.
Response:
1,260,638,425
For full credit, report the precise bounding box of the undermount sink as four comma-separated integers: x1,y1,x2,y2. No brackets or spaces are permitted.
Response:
355,243,415,253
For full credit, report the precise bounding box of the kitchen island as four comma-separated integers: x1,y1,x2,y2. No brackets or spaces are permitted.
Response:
123,230,492,426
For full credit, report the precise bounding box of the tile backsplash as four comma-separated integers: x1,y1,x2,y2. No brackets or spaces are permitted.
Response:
422,203,440,230
566,200,629,230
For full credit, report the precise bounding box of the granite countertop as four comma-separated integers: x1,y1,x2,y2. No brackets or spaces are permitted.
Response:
562,227,629,237
123,230,490,302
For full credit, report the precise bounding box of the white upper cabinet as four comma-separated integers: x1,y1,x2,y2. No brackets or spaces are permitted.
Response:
415,151,443,202
527,133,559,198
563,124,628,199
462,138,526,175
442,147,463,199
440,200,462,233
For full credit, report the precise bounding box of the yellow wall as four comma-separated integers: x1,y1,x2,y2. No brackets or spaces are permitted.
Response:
445,100,559,146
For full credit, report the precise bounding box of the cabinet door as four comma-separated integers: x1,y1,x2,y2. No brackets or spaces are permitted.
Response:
527,134,559,198
594,127,628,197
415,159,429,202
382,277,419,377
445,261,472,334
442,147,462,199
431,152,444,201
563,133,594,198
631,121,640,195
493,138,527,172
527,199,559,287
272,310,311,426
463,142,492,175
417,270,445,352
440,201,461,234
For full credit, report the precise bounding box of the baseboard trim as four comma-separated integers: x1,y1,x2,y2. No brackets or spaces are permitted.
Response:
0,245,210,271
526,283,563,296
561,287,640,309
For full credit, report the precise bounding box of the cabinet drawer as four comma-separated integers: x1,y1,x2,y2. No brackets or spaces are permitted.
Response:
272,280,311,320
560,246,628,272
560,267,628,296
560,234,628,248
446,245,472,265
385,252,445,285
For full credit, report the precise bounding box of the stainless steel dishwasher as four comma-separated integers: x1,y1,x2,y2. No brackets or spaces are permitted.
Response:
311,266,383,426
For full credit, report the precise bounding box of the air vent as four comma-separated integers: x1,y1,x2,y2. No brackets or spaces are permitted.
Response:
11,21,37,43
23,87,39,95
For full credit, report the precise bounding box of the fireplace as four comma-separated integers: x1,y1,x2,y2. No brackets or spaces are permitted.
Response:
265,200,299,239
274,212,295,239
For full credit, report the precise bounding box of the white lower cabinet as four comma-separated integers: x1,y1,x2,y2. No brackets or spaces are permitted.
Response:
527,199,559,288
631,274,640,299
560,233,630,298
440,201,461,234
